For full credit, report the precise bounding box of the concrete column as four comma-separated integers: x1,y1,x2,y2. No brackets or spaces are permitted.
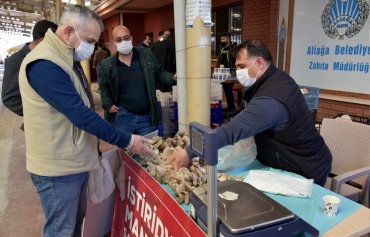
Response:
173,0,187,133
55,0,62,24
75,0,91,85
186,16,211,129
120,13,124,25
44,11,52,21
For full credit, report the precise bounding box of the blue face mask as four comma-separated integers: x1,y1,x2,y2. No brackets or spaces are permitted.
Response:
236,59,260,87
73,29,94,61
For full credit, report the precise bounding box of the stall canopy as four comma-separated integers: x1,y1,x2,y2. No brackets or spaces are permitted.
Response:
0,0,105,37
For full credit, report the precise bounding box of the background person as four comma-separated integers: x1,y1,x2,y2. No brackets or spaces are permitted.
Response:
167,39,332,187
93,42,108,91
151,30,176,92
157,31,164,41
102,42,111,57
1,20,58,125
99,26,177,136
19,6,154,236
217,33,237,112
137,34,152,48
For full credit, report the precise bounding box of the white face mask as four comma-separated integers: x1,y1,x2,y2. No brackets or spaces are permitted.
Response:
236,59,260,87
73,29,95,61
116,40,133,55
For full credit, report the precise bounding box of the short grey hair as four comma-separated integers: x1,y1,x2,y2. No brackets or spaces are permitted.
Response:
60,5,104,32
162,31,171,40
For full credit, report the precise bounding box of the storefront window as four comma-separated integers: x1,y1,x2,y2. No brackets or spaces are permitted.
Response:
211,4,242,58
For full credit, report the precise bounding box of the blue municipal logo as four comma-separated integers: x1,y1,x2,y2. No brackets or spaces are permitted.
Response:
321,0,369,40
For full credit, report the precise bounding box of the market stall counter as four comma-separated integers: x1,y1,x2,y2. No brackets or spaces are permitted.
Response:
107,149,370,237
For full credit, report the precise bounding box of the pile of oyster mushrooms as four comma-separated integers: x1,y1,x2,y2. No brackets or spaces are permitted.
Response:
139,132,208,204
139,132,246,204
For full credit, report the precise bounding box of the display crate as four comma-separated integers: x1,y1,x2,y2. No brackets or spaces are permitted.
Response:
334,113,370,125
299,85,319,110
173,101,222,134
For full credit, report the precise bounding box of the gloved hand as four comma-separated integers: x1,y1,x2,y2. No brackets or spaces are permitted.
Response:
126,134,155,158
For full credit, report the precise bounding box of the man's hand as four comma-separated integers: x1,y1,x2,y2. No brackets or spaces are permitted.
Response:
93,66,96,68
127,135,155,158
173,74,177,81
166,149,190,172
109,105,119,113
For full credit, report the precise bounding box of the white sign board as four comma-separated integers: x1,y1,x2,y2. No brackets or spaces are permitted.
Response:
290,0,370,94
186,0,212,28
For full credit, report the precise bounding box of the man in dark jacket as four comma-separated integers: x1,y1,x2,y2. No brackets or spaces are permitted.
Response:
217,33,238,112
151,31,176,92
1,20,57,129
99,26,177,136
167,39,332,187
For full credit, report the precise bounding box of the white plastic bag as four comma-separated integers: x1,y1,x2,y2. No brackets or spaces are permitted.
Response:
217,136,257,172
243,170,313,198
88,157,115,205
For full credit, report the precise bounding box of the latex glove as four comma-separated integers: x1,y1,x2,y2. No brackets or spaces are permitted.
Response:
166,149,190,172
127,135,155,158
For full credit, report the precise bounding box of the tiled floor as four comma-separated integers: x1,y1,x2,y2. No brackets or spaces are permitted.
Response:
0,80,114,236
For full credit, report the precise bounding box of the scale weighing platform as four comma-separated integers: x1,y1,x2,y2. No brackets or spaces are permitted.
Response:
189,122,319,237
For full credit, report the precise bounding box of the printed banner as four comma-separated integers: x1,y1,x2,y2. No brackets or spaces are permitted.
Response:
111,151,206,237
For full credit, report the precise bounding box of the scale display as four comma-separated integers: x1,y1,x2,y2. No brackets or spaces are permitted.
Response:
191,128,204,157
189,122,217,165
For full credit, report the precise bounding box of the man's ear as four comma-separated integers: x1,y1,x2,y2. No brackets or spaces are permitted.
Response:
64,26,74,39
256,57,264,69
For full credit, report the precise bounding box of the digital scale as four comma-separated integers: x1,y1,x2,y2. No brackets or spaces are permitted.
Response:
189,122,319,237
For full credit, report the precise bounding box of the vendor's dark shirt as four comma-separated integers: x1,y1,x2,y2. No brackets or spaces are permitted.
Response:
117,50,149,114
219,45,229,67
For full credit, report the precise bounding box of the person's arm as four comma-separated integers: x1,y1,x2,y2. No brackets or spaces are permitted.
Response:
149,50,176,85
216,47,222,67
171,43,176,69
171,96,290,171
1,56,23,116
93,51,97,67
26,60,131,148
230,43,237,70
217,96,289,147
99,61,115,112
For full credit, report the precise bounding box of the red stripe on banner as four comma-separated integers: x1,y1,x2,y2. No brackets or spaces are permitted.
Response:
111,151,207,237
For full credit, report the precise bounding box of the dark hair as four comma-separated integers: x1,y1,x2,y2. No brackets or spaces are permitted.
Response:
98,42,104,48
232,39,273,64
158,31,164,37
32,20,58,41
220,33,231,38
142,34,151,41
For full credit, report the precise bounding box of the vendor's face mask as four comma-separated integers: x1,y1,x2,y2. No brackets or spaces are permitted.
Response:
116,40,133,55
73,29,95,61
236,59,260,87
